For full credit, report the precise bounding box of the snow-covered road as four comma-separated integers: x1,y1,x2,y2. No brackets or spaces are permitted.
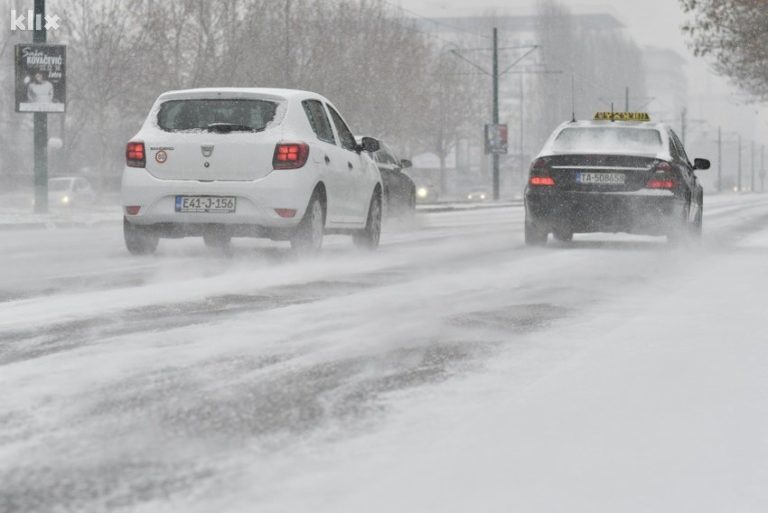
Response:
2,195,768,512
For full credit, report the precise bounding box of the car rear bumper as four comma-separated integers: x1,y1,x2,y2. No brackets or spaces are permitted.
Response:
525,188,685,235
121,167,316,228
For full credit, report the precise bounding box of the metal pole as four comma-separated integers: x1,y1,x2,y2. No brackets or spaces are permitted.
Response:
751,140,755,192
492,27,500,201
737,134,742,192
520,72,524,163
625,86,629,111
681,108,687,146
717,126,722,193
762,145,765,193
33,0,48,213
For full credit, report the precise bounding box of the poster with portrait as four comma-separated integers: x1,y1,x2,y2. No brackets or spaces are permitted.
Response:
484,123,508,155
15,44,66,113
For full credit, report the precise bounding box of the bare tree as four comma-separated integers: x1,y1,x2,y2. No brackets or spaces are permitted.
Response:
681,0,768,100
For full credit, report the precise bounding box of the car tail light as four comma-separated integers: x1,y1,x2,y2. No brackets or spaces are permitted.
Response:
530,176,555,186
126,142,146,168
273,142,310,170
125,206,141,215
274,208,297,218
646,161,676,189
528,158,555,186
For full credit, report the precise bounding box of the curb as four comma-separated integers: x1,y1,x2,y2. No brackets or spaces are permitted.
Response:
416,201,522,214
0,219,121,231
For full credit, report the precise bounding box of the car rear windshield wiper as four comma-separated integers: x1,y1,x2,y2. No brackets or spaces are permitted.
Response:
205,123,264,133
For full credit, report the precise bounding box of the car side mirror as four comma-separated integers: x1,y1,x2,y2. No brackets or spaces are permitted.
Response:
359,137,380,154
400,159,412,169
694,158,710,170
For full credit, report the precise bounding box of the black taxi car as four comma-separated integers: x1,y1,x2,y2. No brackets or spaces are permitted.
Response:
524,112,709,245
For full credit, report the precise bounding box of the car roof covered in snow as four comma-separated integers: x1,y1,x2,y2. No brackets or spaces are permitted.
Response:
157,87,326,103
536,119,673,160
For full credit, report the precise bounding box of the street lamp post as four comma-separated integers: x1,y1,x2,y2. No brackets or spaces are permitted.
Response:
33,0,48,213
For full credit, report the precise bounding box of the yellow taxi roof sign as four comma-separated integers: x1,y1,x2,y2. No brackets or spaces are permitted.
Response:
594,112,651,122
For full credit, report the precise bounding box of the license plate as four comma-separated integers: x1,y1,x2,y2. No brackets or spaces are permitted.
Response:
576,172,625,185
175,196,237,213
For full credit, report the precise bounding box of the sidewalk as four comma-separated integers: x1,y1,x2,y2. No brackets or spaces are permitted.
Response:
0,205,122,230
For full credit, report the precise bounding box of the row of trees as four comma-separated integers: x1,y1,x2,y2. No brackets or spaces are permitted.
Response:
1,0,648,193
0,0,479,188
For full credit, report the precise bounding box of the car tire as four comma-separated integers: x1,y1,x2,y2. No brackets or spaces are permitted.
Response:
353,192,382,250
123,217,159,255
691,197,703,239
553,229,573,242
290,193,324,255
667,202,693,244
524,217,548,246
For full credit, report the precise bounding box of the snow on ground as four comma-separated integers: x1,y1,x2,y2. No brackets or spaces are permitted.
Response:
1,193,767,512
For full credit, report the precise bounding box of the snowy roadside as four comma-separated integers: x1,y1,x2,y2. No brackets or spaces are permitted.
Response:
0,199,520,230
0,194,123,230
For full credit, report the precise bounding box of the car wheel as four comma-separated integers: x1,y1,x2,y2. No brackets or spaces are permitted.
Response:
524,217,548,246
691,197,703,239
123,217,159,255
667,202,692,244
353,192,382,250
290,194,324,255
553,229,573,242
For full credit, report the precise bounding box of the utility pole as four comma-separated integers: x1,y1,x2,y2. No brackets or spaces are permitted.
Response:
448,36,538,201
717,126,722,193
625,87,629,111
681,107,687,146
520,72,524,163
737,134,742,192
761,144,765,193
33,0,48,213
492,28,500,201
751,140,756,192
284,0,292,87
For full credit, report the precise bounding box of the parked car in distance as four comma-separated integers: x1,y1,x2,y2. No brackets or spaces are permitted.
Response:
121,88,382,255
357,136,416,217
466,189,490,202
48,177,96,207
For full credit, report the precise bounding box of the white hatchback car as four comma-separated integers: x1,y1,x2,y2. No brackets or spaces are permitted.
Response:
121,88,383,254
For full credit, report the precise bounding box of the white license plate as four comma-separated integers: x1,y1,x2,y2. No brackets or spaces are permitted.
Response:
576,172,625,185
175,196,237,213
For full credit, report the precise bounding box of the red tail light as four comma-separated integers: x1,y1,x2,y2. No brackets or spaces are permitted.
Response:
126,142,146,168
274,208,297,218
646,161,675,189
528,158,555,186
273,142,310,170
530,176,555,186
646,179,675,189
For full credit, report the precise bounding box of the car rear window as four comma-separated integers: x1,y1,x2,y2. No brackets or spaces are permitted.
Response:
157,99,278,132
552,127,662,153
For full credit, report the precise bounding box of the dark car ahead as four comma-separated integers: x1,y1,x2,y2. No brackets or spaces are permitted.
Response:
524,113,709,245
358,137,416,216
